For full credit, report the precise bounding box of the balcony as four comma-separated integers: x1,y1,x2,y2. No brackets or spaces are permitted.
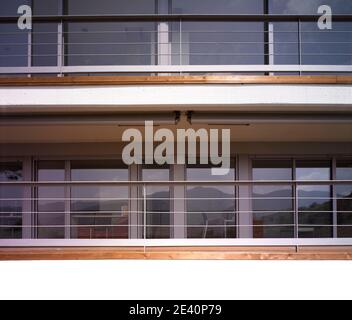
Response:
1,14,352,76
1,179,352,247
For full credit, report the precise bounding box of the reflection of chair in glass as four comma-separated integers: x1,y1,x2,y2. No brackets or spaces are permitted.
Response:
201,212,236,238
224,218,236,238
201,212,209,238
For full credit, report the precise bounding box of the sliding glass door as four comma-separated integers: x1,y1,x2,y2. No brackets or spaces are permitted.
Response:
70,160,130,239
0,162,23,239
186,164,236,239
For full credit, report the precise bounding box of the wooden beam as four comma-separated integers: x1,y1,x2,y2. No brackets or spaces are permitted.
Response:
1,75,352,87
1,247,352,260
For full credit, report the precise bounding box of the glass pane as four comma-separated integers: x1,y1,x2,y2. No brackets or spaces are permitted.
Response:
1,0,31,16
272,22,299,65
301,22,352,66
337,159,352,237
296,160,333,238
171,22,264,65
71,160,129,239
296,160,331,181
37,161,65,239
186,164,236,239
32,23,58,67
172,0,264,14
32,0,60,15
66,22,157,66
252,160,294,238
67,0,156,15
0,24,28,67
0,162,23,239
142,165,171,239
270,0,352,14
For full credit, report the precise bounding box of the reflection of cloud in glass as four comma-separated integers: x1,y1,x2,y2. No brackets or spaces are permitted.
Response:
296,168,330,181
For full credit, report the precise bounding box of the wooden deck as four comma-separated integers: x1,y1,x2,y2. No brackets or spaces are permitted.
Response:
1,75,352,87
1,246,352,260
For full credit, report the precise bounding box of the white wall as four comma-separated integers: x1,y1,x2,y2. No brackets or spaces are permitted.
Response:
1,84,352,113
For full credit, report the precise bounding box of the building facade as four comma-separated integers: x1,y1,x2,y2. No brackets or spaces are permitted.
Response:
1,0,352,259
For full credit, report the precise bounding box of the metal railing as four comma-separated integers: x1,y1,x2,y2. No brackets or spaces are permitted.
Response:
0,179,352,247
0,14,352,76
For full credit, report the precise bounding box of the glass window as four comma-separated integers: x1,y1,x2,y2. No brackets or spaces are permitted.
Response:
32,0,60,15
70,160,129,239
65,22,157,66
1,0,31,16
301,22,352,66
296,160,333,238
32,23,58,67
270,0,352,14
270,1,352,68
142,165,171,239
0,162,23,239
66,0,156,15
36,161,65,239
336,159,352,238
272,22,299,65
171,22,264,65
0,24,28,67
186,163,236,239
252,160,294,238
172,0,264,14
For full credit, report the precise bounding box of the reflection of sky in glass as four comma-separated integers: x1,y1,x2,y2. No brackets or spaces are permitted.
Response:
253,160,292,195
337,161,352,180
172,22,264,65
187,166,234,181
296,168,330,181
270,0,352,14
66,22,156,66
1,0,30,16
172,0,263,14
71,161,128,181
296,161,331,194
142,168,169,182
67,0,156,14
296,161,331,180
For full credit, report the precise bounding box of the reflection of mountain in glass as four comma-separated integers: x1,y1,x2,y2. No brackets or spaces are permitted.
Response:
186,187,236,239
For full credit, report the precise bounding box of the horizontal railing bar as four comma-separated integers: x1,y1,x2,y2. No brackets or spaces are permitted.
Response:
1,211,351,215
3,53,352,57
0,198,351,201
0,210,352,218
3,41,352,46
0,224,348,228
1,65,351,74
1,238,352,247
1,180,352,185
1,14,352,23
3,30,352,36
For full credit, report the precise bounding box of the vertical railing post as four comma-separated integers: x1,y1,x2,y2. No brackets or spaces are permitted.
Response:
27,0,33,78
27,31,32,78
298,19,302,76
57,0,64,77
143,184,147,252
179,18,182,73
332,158,338,238
294,181,299,239
64,160,71,239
